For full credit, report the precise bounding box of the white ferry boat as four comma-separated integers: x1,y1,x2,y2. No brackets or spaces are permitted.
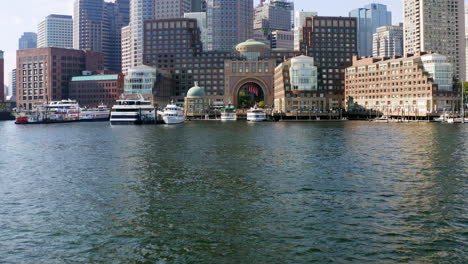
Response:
47,99,81,122
110,95,156,125
220,104,237,121
162,101,185,125
434,113,450,122
80,104,110,122
247,104,266,122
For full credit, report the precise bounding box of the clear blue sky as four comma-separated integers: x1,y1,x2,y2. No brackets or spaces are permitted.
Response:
0,0,403,81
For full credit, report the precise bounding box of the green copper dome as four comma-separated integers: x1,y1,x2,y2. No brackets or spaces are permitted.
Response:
236,39,269,48
187,82,205,97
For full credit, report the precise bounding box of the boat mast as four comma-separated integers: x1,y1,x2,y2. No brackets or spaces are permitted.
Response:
462,80,465,124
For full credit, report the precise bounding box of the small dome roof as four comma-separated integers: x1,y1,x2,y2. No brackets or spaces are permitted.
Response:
236,39,269,48
187,82,205,97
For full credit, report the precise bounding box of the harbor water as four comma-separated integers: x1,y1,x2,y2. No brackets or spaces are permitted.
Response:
0,121,467,263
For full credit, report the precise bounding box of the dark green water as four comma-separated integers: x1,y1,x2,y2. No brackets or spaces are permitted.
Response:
0,121,467,263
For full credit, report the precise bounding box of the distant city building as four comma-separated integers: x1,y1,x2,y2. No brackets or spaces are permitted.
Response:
37,15,73,49
206,0,253,51
349,3,392,57
0,51,4,101
345,52,457,115
128,0,156,69
253,0,294,35
372,24,404,58
9,69,16,102
18,32,37,50
184,12,208,51
465,7,468,79
155,0,191,18
271,30,293,50
404,0,465,81
293,10,318,51
74,0,130,73
121,25,132,75
69,74,124,107
300,16,358,109
16,48,103,110
274,55,319,113
191,0,205,12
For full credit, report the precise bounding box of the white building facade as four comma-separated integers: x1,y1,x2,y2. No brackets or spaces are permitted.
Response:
404,0,465,81
290,56,318,91
372,24,404,58
124,65,157,97
37,15,73,49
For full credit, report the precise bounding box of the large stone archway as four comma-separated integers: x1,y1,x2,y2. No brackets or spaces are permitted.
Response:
225,77,274,108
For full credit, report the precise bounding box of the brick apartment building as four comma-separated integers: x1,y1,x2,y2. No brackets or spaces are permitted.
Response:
345,52,459,116
69,74,124,107
299,16,358,108
16,48,103,109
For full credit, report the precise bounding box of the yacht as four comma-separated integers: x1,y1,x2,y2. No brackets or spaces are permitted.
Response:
220,104,237,121
47,99,81,122
373,116,389,123
110,95,156,125
162,101,185,125
433,113,450,122
80,104,110,122
247,104,266,122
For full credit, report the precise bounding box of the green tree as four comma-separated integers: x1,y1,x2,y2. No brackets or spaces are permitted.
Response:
257,101,265,108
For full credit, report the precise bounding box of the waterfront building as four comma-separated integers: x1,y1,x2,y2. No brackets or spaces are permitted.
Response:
16,48,103,110
184,12,208,51
184,82,210,117
294,11,318,51
69,73,124,107
271,30,293,50
253,0,294,36
74,0,130,72
299,16,358,108
206,0,253,51
123,65,172,106
345,52,459,116
9,69,17,102
0,51,4,102
349,3,392,57
404,0,465,81
18,32,37,50
143,18,298,107
274,55,326,113
37,15,73,49
372,24,404,58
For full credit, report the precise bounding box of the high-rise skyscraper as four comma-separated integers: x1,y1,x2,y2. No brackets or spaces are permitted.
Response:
206,0,253,51
404,0,465,80
254,0,294,35
372,24,404,58
18,32,37,50
9,69,16,102
74,0,129,72
128,0,156,70
155,0,191,18
37,15,73,49
349,3,392,57
191,0,205,12
300,16,358,108
293,11,317,51
0,51,4,102
184,12,208,50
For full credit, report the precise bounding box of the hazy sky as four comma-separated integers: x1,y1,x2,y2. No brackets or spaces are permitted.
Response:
0,0,403,83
